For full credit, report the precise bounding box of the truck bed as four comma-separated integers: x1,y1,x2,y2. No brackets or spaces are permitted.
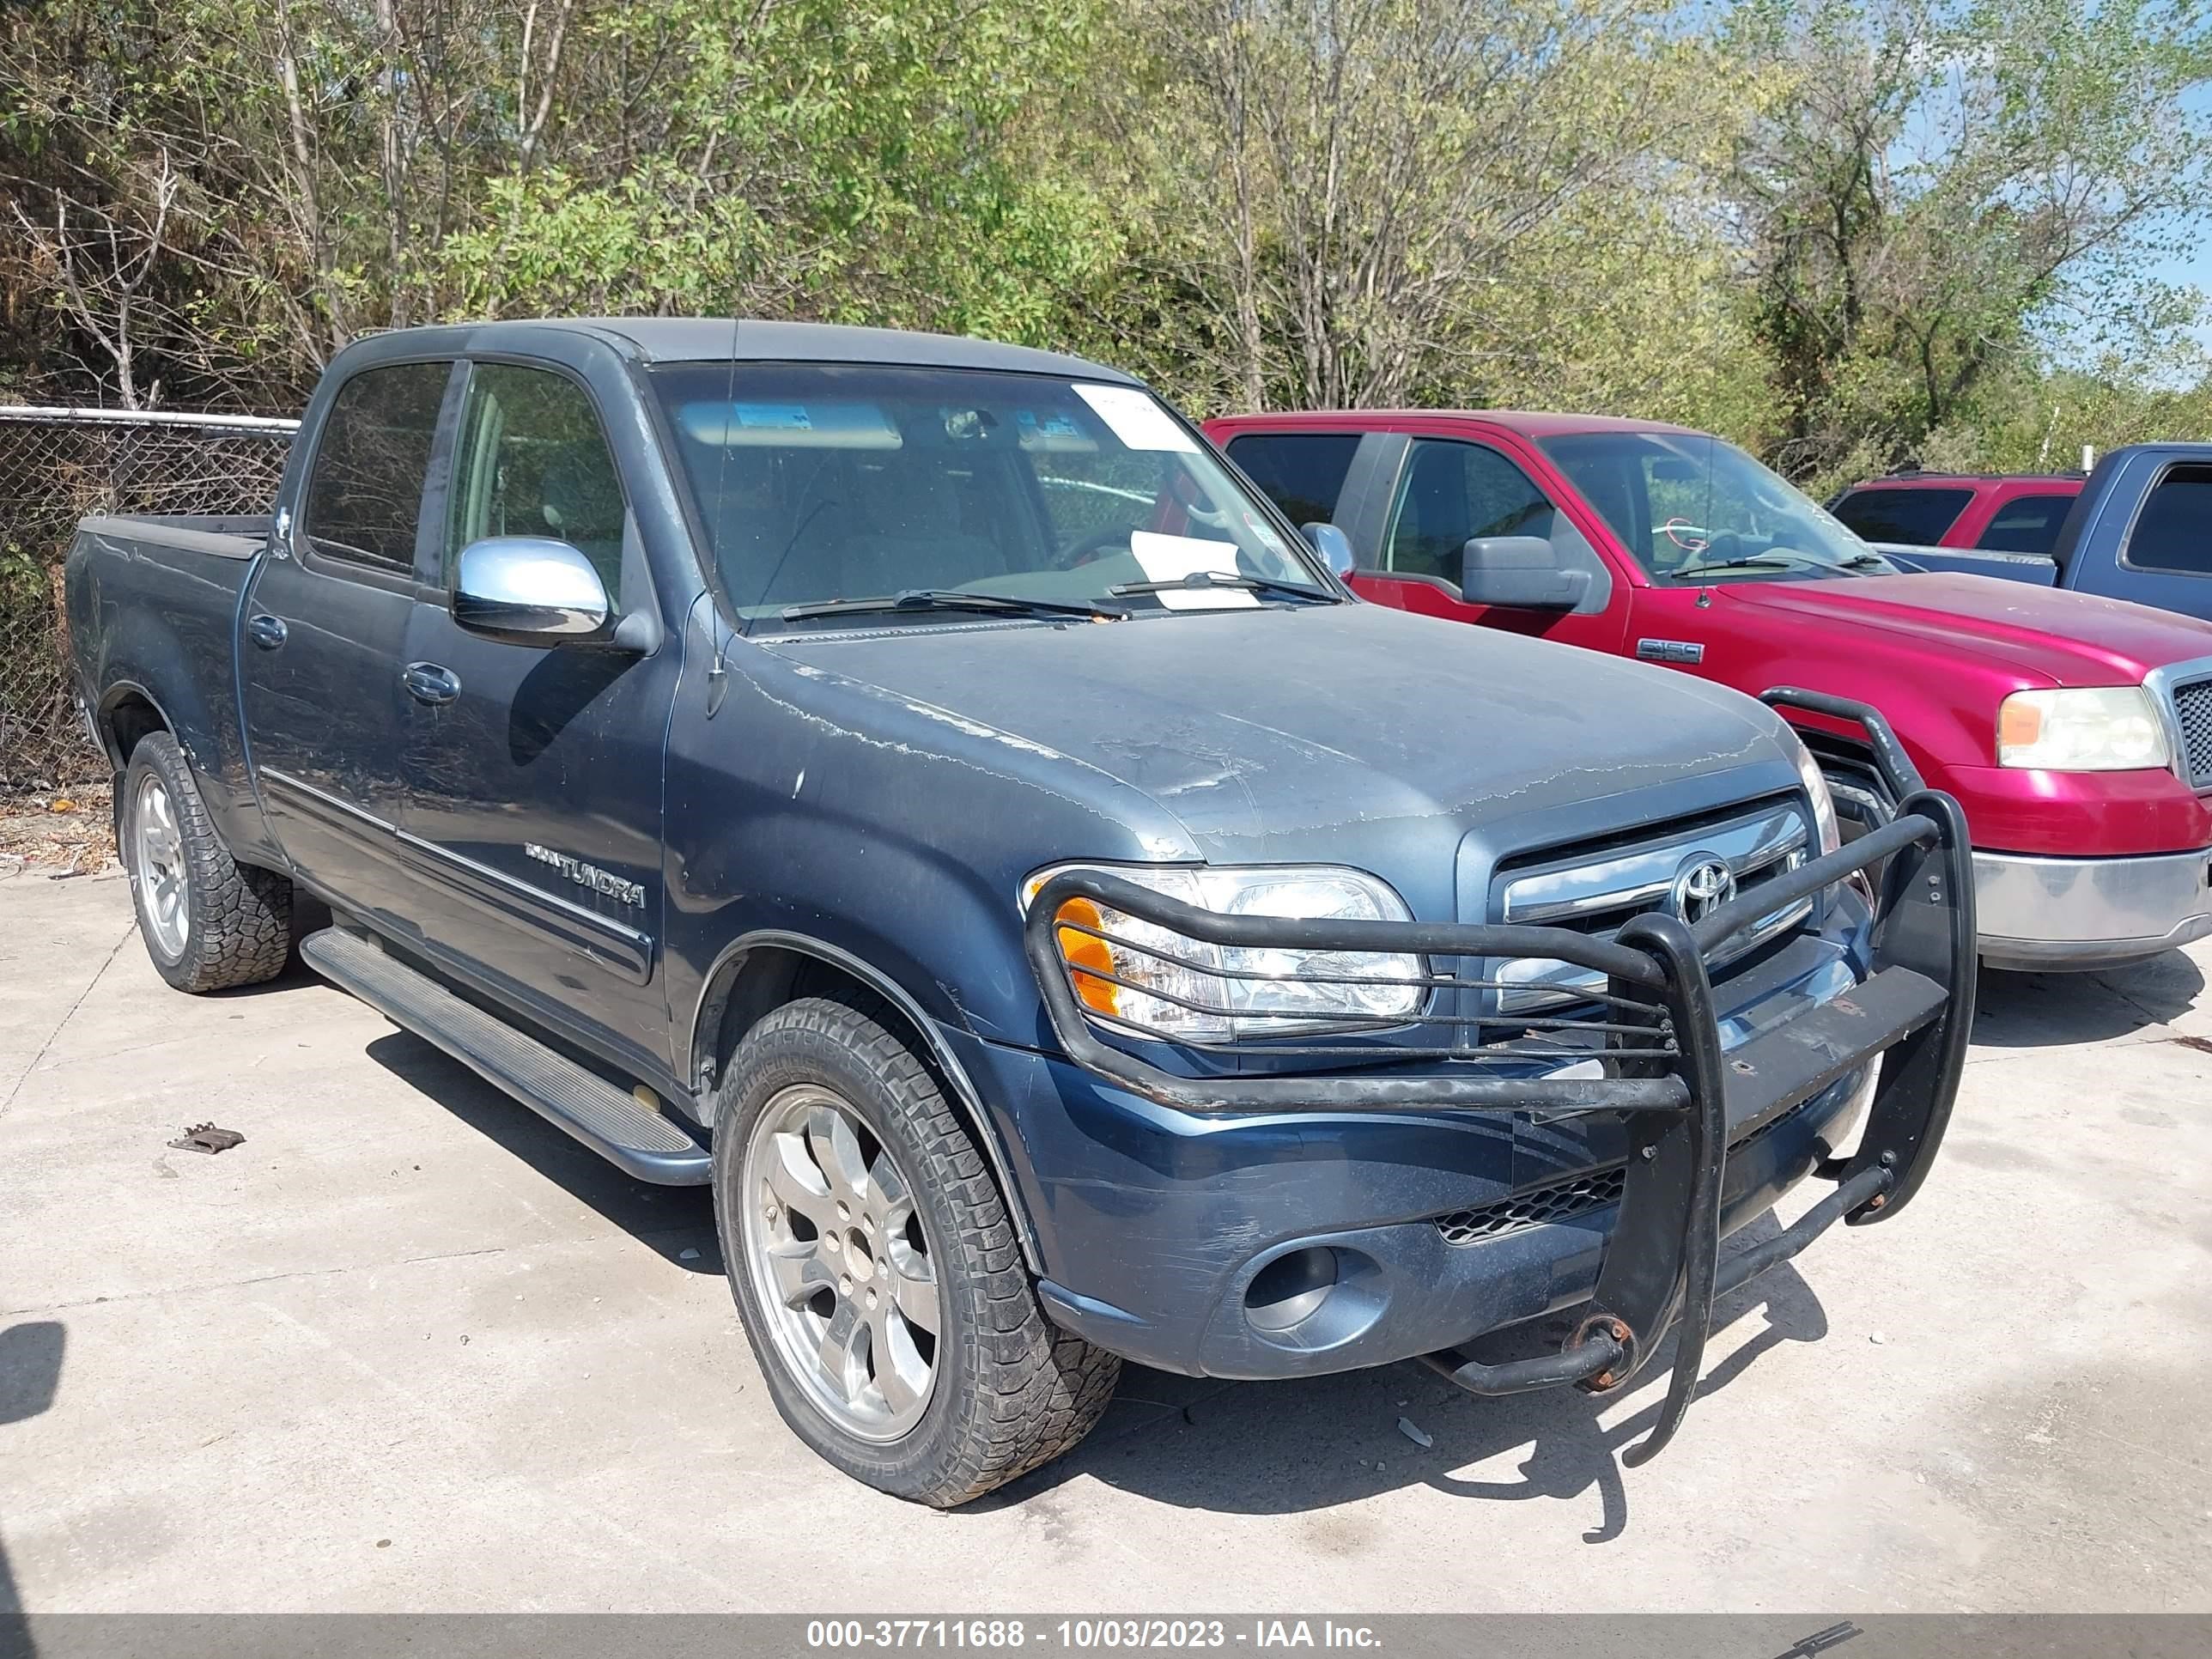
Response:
64,511,275,861
1872,541,2059,585
76,513,272,559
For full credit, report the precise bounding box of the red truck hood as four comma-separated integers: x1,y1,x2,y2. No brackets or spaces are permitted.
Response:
1724,573,2212,685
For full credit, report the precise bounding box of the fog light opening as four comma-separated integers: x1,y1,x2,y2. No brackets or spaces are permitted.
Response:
1245,1246,1339,1334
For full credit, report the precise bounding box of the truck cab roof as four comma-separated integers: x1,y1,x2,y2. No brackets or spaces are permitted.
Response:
346,316,1140,385
1219,408,1706,440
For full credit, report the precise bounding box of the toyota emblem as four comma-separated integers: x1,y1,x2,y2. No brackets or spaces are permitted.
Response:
1671,857,1736,922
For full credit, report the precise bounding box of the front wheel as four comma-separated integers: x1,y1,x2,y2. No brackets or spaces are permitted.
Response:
121,732,294,993
713,998,1119,1505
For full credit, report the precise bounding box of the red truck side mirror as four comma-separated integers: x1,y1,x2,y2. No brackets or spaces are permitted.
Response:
1460,535,1590,611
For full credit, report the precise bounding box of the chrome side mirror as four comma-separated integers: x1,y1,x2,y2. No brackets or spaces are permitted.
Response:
1302,521,1357,580
453,537,613,645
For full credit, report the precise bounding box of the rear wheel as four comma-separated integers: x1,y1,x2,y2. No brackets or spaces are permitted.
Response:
714,997,1119,1505
121,732,294,993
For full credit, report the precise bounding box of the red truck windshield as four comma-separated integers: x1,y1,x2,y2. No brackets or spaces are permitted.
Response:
1540,430,1899,585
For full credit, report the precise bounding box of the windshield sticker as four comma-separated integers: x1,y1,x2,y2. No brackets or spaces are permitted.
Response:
1240,510,1288,554
678,401,902,450
1013,408,1094,453
1130,530,1260,609
735,403,811,429
1072,383,1198,453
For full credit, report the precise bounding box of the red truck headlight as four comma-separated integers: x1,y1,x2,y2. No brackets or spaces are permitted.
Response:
1997,687,2169,771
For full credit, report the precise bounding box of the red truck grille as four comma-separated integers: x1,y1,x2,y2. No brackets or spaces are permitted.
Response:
2174,677,2212,790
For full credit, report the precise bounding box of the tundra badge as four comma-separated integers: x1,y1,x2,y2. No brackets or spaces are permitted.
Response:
525,843,646,908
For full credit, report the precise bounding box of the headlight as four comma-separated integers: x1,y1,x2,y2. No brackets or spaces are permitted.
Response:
1021,864,1424,1040
1783,728,1842,856
1997,687,2169,771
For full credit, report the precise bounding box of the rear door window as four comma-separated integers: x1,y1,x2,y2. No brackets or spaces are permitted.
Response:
1829,486,1972,546
301,362,452,572
1224,432,1361,528
1974,493,2074,556
2124,465,2212,575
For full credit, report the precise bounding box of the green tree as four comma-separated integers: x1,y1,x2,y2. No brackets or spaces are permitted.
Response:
1093,0,1752,415
0,0,1120,408
1725,0,2212,482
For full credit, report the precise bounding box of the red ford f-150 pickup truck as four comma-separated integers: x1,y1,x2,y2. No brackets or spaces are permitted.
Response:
1827,456,2212,628
1206,410,2212,971
1828,470,2084,561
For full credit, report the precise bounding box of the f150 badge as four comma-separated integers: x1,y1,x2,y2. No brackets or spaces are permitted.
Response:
1636,638,1705,665
526,843,646,908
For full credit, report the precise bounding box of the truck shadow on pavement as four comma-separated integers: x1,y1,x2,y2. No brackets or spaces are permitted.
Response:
1,1318,66,1643
990,1218,1826,1545
1971,951,2203,1048
352,1013,1837,1541
362,1030,721,1274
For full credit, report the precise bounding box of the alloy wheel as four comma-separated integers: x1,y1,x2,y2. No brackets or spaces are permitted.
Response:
131,773,190,960
738,1083,943,1442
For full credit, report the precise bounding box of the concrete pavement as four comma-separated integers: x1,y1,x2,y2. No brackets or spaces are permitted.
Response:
2,869,2209,1612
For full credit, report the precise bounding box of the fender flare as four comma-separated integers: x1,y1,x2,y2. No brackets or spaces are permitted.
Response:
686,927,1042,1273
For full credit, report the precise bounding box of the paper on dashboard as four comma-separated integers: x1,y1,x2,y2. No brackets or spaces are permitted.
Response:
1129,531,1261,608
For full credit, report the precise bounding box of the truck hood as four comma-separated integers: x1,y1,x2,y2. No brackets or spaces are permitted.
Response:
766,602,1797,874
1721,573,2212,685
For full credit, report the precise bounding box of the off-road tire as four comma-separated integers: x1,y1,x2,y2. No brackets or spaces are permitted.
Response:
713,997,1120,1505
121,732,294,993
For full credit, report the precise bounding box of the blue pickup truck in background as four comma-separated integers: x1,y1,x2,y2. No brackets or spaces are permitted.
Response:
1831,444,2212,623
65,318,1972,1505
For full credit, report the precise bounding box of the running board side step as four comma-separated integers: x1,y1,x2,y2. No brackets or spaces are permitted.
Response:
300,927,712,1185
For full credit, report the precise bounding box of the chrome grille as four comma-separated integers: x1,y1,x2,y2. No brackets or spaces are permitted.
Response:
1492,799,1811,1012
2175,678,2212,789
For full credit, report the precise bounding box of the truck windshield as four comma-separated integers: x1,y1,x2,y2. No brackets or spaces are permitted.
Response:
1539,431,1899,585
651,362,1332,628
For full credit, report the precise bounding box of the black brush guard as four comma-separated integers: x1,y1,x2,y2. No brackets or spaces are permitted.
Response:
1024,720,1974,1466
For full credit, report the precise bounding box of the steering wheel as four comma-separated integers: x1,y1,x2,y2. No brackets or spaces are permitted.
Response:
1051,524,1132,571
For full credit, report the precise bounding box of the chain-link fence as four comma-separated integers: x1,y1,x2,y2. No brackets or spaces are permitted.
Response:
0,407,296,792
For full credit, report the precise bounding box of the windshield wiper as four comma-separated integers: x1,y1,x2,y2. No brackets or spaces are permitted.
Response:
781,589,1127,623
1670,556,1801,580
1107,571,1336,604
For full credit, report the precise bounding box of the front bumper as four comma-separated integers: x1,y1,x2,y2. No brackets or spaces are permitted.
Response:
1766,683,2212,972
1023,1055,1874,1382
1024,777,1975,1466
1974,846,2212,970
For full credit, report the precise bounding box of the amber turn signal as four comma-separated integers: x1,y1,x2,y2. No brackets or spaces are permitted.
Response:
1054,896,1121,1016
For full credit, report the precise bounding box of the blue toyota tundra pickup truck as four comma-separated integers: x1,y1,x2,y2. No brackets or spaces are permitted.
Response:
64,319,1974,1504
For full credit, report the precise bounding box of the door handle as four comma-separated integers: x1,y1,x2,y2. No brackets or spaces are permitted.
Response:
402,662,462,706
246,614,288,651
